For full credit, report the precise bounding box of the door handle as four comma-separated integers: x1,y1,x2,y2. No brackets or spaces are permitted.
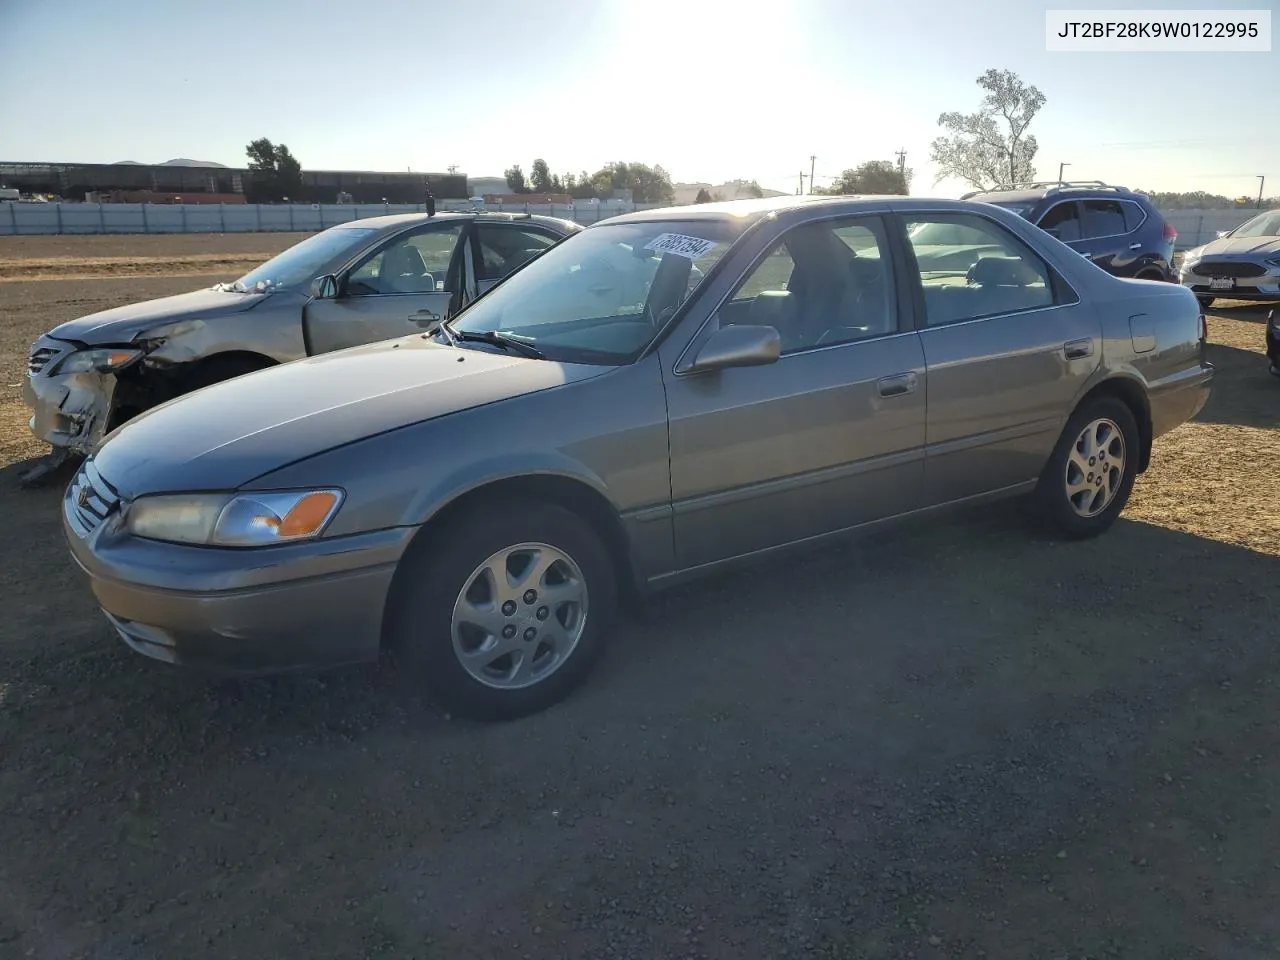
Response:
410,309,441,325
1129,242,1142,250
1064,339,1093,360
876,372,918,398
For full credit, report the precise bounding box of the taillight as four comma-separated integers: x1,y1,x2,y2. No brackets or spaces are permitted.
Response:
1163,222,1177,243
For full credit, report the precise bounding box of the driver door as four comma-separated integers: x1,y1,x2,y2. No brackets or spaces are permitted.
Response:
303,220,467,354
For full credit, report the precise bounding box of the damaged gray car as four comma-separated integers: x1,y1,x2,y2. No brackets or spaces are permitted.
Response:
21,210,580,485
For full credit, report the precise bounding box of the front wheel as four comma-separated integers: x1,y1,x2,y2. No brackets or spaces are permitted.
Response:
386,500,617,720
1030,396,1140,540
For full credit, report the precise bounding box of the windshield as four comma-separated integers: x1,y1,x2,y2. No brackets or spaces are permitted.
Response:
1228,211,1280,239
229,225,378,292
448,220,740,364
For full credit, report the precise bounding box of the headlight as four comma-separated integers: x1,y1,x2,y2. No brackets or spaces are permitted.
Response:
126,489,344,547
53,347,143,375
1182,249,1202,266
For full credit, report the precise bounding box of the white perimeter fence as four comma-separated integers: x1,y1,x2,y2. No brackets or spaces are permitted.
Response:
0,200,1265,251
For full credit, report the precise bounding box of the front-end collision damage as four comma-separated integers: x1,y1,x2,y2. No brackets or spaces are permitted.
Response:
21,319,211,482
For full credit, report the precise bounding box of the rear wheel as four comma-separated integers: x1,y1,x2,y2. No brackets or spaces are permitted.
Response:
1030,395,1140,540
386,500,617,720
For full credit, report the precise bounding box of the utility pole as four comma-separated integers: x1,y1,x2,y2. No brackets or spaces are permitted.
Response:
895,149,906,176
1257,175,1266,209
1058,161,1070,184
809,155,816,195
798,171,806,195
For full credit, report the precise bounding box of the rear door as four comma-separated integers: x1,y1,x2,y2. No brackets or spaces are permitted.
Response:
1079,198,1134,275
900,209,1101,505
302,220,468,354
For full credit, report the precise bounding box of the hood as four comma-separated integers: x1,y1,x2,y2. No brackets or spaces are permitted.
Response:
47,286,269,344
91,336,606,496
1193,235,1280,259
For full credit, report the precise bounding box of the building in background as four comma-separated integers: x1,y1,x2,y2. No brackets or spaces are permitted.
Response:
0,160,469,203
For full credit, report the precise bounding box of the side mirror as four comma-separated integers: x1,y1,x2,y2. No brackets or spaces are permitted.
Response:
1216,230,1230,239
687,324,781,374
310,274,338,300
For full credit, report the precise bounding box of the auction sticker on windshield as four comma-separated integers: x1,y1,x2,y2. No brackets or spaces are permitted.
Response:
645,233,720,260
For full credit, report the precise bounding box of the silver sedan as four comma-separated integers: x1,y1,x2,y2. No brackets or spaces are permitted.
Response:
1179,209,1280,307
62,195,1213,720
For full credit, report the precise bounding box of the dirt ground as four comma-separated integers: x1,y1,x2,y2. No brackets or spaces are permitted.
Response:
0,235,1278,959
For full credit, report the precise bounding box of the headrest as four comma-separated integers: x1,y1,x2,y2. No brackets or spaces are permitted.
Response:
967,256,1040,287
748,289,795,328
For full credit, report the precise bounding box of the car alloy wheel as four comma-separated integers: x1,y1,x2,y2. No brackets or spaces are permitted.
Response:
451,541,589,690
1064,417,1126,518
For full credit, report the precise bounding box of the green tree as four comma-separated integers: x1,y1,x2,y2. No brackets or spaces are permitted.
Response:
823,160,912,196
504,164,529,193
530,158,553,194
694,187,713,203
245,137,304,202
585,162,674,203
930,68,1045,191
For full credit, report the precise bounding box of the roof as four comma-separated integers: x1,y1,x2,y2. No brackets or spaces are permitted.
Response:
597,194,927,227
339,211,580,232
597,194,1031,228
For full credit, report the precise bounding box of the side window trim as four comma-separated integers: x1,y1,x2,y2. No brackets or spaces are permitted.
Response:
342,221,466,299
897,209,1077,329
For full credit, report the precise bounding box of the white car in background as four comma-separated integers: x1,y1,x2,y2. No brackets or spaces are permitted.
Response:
1179,209,1280,308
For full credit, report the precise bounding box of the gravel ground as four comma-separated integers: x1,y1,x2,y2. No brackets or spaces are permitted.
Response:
0,237,1278,959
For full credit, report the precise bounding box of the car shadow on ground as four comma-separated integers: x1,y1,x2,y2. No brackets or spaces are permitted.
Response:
1196,342,1276,428
2,487,1279,957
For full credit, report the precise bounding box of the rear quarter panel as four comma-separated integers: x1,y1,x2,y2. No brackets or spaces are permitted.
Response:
1094,275,1210,436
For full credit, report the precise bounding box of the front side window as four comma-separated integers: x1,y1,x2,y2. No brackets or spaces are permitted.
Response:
718,217,896,354
1038,202,1082,241
904,213,1055,326
1082,199,1127,238
449,220,739,363
347,223,465,296
231,225,378,292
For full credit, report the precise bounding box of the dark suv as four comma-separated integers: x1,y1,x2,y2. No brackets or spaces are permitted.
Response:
963,181,1177,282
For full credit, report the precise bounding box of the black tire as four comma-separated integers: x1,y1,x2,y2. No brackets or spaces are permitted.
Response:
1030,395,1140,540
177,354,275,396
1196,295,1215,309
386,500,617,721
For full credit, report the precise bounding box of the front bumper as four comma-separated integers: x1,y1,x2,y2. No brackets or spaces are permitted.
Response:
23,336,114,454
1179,261,1280,302
62,461,416,674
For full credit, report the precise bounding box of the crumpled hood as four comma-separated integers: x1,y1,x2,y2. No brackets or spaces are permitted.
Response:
92,336,604,497
1194,236,1280,259
48,286,269,344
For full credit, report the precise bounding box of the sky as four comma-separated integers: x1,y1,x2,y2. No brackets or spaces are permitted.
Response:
1,0,1275,200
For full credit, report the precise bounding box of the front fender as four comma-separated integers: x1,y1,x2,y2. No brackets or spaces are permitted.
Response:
404,452,614,528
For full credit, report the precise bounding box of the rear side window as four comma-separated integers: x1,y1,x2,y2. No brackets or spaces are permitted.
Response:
1082,199,1127,238
1120,200,1149,233
904,213,1056,327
